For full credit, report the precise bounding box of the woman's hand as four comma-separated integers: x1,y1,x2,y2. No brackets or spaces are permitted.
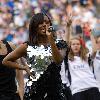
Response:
66,13,72,27
65,13,73,43
46,26,53,36
24,65,35,79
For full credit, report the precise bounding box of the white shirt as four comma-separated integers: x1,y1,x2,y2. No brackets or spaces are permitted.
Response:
60,60,70,87
93,50,100,89
68,56,99,95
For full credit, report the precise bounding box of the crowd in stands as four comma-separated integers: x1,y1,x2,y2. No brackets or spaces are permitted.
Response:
0,0,100,47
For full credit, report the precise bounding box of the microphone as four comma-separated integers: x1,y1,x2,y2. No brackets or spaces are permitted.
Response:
48,26,55,32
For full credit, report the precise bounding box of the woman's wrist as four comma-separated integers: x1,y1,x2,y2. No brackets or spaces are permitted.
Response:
47,33,52,37
47,33,53,40
19,65,26,70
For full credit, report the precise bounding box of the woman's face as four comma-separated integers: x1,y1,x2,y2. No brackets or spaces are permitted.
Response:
37,16,50,35
71,39,81,55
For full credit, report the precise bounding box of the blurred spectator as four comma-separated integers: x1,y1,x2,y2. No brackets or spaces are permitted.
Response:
3,27,14,41
0,0,99,48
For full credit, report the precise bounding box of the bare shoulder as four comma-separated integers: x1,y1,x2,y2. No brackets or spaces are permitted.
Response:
6,43,28,60
8,42,28,50
14,43,28,55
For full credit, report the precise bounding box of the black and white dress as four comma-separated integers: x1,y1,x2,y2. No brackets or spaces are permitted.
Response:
26,45,67,100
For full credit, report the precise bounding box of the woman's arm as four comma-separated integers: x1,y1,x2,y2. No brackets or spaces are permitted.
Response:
46,27,63,64
2,43,34,78
16,69,24,100
47,34,63,64
46,15,72,64
2,43,28,70
65,14,72,43
16,57,31,100
90,30,97,53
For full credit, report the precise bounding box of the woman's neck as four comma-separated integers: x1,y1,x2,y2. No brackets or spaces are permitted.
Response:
38,36,48,46
74,53,80,56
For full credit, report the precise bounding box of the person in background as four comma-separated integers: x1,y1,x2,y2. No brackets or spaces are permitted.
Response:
0,40,24,100
90,29,100,90
56,40,72,100
64,14,100,100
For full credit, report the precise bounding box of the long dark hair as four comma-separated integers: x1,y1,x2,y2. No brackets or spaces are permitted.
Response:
29,13,44,46
28,13,52,46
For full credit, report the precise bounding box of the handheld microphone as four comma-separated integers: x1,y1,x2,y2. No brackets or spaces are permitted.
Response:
48,26,55,32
